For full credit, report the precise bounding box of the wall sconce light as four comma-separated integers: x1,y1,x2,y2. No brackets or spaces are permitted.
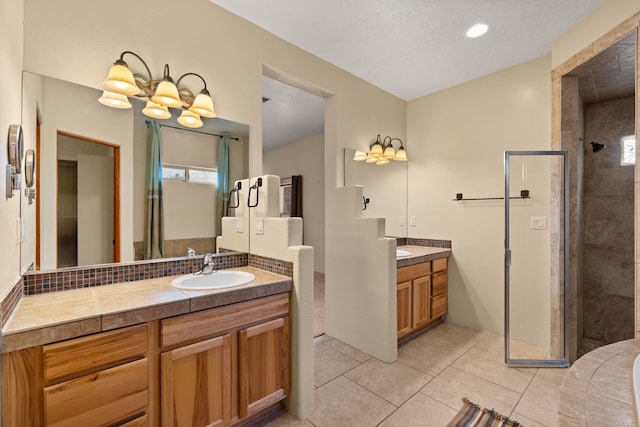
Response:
100,51,216,128
353,134,408,165
6,124,23,199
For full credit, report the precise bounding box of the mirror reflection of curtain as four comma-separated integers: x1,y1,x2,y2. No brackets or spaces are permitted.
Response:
290,175,303,217
216,135,230,235
144,120,164,259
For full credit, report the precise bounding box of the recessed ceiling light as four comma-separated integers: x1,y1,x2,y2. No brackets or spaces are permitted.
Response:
466,23,489,38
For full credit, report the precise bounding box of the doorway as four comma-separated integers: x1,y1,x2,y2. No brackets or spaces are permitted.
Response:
260,73,326,337
555,27,638,361
55,132,120,267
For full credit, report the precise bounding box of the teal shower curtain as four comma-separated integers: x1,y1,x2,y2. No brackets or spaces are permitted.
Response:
144,120,164,259
216,135,230,235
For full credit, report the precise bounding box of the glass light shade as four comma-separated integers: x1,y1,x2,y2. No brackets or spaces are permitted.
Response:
189,92,216,118
375,157,390,165
98,91,132,109
353,151,367,161
177,110,203,128
151,80,183,108
365,154,378,163
103,64,140,96
142,101,171,119
383,145,396,158
370,142,383,155
394,147,408,161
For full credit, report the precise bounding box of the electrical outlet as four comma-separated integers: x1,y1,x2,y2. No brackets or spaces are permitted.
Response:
235,218,244,233
399,216,405,226
255,218,264,235
409,216,416,227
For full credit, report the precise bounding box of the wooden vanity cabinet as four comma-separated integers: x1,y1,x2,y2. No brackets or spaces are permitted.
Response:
2,324,150,427
2,292,291,427
160,293,290,426
397,257,448,340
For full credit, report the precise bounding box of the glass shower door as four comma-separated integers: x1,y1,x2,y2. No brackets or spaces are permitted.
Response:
504,151,569,367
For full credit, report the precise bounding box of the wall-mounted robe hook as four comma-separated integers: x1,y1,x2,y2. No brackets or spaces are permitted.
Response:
248,177,262,208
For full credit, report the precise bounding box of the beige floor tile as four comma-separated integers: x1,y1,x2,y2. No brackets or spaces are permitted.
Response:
558,392,586,420
397,339,460,376
514,380,560,427
512,412,549,427
345,358,433,406
322,337,372,363
557,414,587,426
405,327,482,356
420,367,520,416
309,376,396,427
265,412,314,426
451,339,536,393
534,367,569,390
379,393,457,427
314,342,360,387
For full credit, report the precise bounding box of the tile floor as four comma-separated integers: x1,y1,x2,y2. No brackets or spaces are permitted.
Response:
268,322,568,427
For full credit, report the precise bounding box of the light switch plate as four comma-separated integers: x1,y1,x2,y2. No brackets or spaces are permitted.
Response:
409,216,416,227
235,218,244,233
399,216,405,226
530,216,547,230
255,218,264,235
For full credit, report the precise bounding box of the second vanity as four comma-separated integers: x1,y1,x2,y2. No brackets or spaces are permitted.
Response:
396,245,451,341
1,265,292,427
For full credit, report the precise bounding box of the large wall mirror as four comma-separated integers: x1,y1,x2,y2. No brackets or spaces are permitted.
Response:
20,72,250,273
344,148,408,237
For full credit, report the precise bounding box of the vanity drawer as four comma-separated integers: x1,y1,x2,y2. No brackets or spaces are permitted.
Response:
44,358,148,427
398,262,431,283
431,271,447,296
431,295,447,319
432,257,447,272
43,324,148,384
161,293,289,349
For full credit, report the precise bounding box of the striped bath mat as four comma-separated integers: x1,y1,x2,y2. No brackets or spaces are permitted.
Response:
447,398,523,427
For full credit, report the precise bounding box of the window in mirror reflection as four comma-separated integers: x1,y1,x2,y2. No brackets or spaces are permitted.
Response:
162,164,217,185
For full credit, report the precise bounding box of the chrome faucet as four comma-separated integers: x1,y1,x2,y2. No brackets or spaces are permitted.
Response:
187,247,196,258
196,253,217,275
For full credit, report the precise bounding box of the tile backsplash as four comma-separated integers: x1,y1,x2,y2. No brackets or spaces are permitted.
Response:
395,237,452,248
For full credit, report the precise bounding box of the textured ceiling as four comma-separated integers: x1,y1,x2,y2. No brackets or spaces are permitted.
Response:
262,76,324,151
209,0,604,101
570,32,636,104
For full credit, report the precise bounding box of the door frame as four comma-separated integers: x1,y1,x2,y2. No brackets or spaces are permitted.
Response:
504,150,570,367
51,131,121,265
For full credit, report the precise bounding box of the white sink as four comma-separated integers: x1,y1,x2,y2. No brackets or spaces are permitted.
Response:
396,249,412,258
171,270,256,290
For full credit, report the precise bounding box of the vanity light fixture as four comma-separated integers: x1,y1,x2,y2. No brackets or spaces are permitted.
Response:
354,134,409,165
100,51,216,128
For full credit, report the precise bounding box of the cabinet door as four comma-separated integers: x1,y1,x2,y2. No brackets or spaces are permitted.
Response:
412,276,431,330
161,334,231,427
238,317,289,419
397,281,413,339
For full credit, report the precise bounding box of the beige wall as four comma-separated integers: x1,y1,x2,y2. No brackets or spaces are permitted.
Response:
0,0,23,299
552,0,640,68
407,56,552,344
263,134,326,273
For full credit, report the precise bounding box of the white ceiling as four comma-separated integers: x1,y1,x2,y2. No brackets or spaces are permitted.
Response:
210,0,607,152
210,0,604,101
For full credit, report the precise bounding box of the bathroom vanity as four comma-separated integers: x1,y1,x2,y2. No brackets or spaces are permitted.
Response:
396,245,450,341
1,267,291,427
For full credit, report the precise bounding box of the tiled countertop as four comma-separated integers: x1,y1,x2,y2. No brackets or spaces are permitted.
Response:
397,245,451,268
1,266,291,353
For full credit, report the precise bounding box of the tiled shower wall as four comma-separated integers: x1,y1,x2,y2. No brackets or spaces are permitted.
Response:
582,96,635,344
